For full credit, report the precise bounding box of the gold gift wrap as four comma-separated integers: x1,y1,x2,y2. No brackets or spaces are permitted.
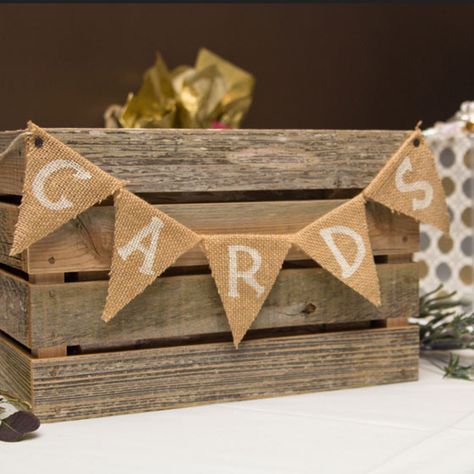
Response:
113,49,255,129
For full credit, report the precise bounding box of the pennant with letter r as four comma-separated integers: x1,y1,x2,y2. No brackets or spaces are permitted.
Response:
203,234,291,347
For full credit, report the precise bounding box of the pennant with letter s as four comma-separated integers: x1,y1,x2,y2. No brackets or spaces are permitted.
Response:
364,129,450,235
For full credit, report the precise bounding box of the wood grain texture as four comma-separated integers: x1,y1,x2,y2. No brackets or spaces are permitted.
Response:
0,128,421,423
0,200,419,274
0,203,26,271
0,332,32,406
25,326,419,422
0,129,410,195
23,263,418,349
32,345,67,358
29,274,64,284
0,270,29,347
383,255,414,328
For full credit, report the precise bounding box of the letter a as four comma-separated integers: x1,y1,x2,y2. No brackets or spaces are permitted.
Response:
118,217,165,276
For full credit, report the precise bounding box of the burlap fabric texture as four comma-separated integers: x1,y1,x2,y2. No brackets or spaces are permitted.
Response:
203,235,291,347
11,122,122,255
364,129,450,235
295,194,381,306
102,189,202,322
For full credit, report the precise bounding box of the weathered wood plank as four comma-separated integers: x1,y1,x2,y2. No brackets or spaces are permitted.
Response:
0,129,410,195
384,254,416,328
32,345,67,359
26,326,419,422
23,263,419,349
0,200,418,274
0,332,32,406
0,203,26,271
0,271,29,347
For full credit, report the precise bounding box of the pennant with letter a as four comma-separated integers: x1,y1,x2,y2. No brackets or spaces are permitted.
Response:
294,195,381,306
102,189,201,322
203,235,291,347
10,122,122,255
364,129,450,235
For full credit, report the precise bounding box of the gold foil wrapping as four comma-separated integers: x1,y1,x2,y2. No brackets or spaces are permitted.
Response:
109,49,255,129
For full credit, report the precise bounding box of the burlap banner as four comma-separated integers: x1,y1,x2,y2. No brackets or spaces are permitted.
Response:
7,123,449,348
10,122,122,255
295,195,381,306
203,235,291,347
363,129,450,235
102,189,202,322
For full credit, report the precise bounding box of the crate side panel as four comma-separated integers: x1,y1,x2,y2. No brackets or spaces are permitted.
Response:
0,129,410,195
28,263,418,349
30,326,419,422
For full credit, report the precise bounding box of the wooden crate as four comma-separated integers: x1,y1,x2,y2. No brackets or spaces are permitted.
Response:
0,129,420,422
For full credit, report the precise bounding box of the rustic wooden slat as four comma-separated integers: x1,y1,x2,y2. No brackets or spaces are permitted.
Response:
0,131,26,198
0,203,26,271
22,263,418,349
0,200,418,274
0,129,410,196
384,254,416,328
0,271,29,347
32,345,67,358
25,326,419,422
0,332,32,406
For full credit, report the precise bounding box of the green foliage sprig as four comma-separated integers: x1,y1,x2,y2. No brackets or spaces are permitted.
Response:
443,353,474,380
413,285,474,380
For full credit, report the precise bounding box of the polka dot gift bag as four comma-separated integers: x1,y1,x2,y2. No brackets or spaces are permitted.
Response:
417,102,474,303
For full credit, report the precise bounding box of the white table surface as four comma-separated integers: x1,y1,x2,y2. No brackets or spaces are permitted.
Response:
2,356,474,474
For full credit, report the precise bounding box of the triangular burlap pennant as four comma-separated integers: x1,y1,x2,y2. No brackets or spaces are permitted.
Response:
10,122,123,255
203,235,291,347
294,195,381,306
102,189,202,322
364,129,450,235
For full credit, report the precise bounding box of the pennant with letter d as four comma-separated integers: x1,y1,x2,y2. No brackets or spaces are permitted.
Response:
102,189,201,322
203,235,291,347
295,195,381,306
363,129,450,235
10,122,122,255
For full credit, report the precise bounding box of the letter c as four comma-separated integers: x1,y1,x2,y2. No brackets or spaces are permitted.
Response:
32,159,92,211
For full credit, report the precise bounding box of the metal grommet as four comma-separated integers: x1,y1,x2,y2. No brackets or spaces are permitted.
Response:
413,137,421,147
34,136,43,148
